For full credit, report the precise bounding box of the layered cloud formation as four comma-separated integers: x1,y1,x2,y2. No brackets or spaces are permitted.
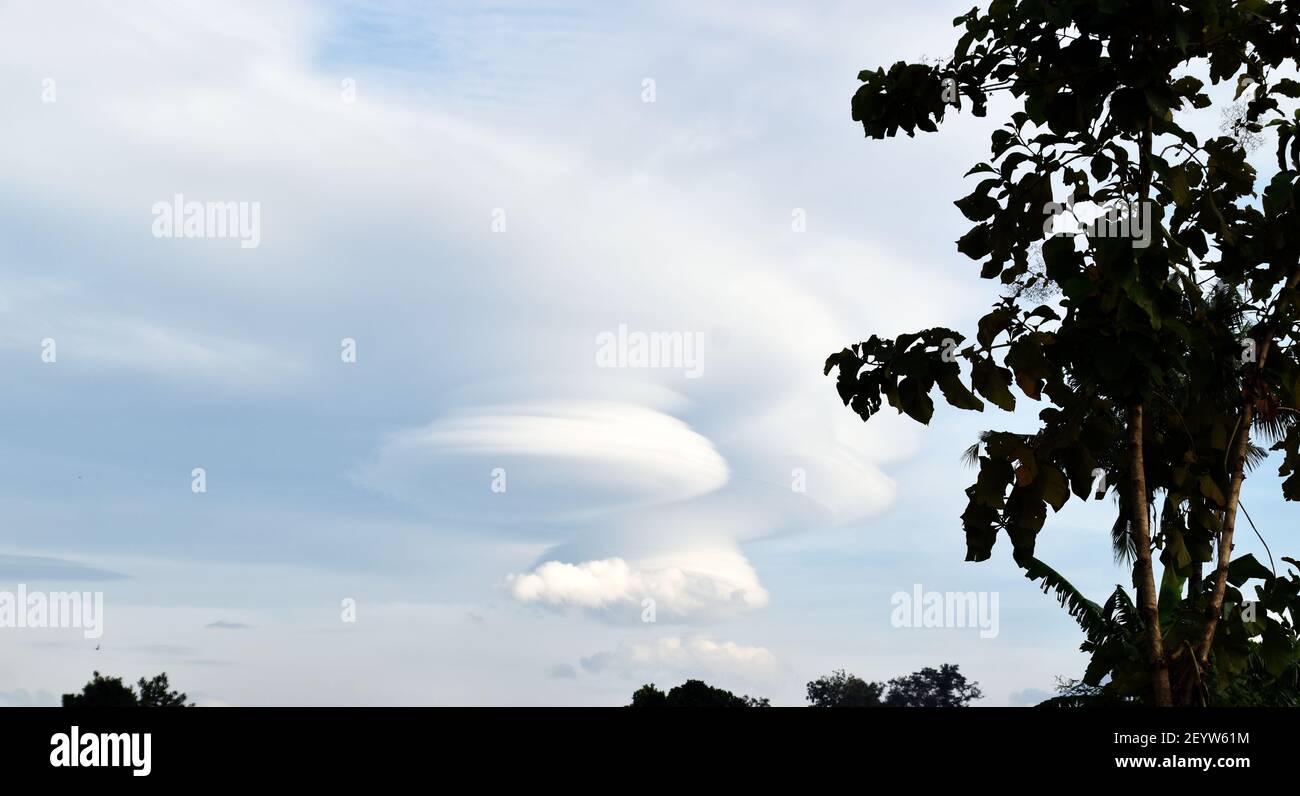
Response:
352,402,730,520
0,0,1128,705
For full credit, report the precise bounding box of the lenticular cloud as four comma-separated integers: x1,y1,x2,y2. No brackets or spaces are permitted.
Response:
351,401,730,522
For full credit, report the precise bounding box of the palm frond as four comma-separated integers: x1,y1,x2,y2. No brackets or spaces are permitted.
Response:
1103,586,1143,634
1245,441,1270,472
959,430,992,469
1110,488,1136,565
1253,412,1295,447
1021,557,1108,641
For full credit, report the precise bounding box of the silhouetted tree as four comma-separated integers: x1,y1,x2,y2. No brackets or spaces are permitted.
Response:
62,671,138,707
62,671,192,707
630,683,668,707
884,664,982,707
806,664,981,707
805,669,885,707
136,673,191,707
628,679,768,707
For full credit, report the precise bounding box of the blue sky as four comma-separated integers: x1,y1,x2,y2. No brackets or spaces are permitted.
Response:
0,0,1289,706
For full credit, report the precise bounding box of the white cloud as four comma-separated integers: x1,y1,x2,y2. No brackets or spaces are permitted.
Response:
352,402,730,521
579,636,778,681
507,554,767,620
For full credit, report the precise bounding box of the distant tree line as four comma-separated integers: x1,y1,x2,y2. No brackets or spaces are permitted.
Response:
630,663,982,707
62,665,984,708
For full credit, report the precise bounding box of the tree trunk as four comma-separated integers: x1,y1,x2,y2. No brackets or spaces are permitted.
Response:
1195,409,1251,668
1128,402,1173,706
1125,112,1172,706
1196,267,1300,666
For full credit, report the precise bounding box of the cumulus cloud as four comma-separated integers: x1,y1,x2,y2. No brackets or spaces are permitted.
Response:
579,636,778,681
506,554,767,620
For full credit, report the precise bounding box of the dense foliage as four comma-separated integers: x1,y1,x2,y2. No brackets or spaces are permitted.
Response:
826,0,1300,705
62,671,192,708
807,664,983,707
